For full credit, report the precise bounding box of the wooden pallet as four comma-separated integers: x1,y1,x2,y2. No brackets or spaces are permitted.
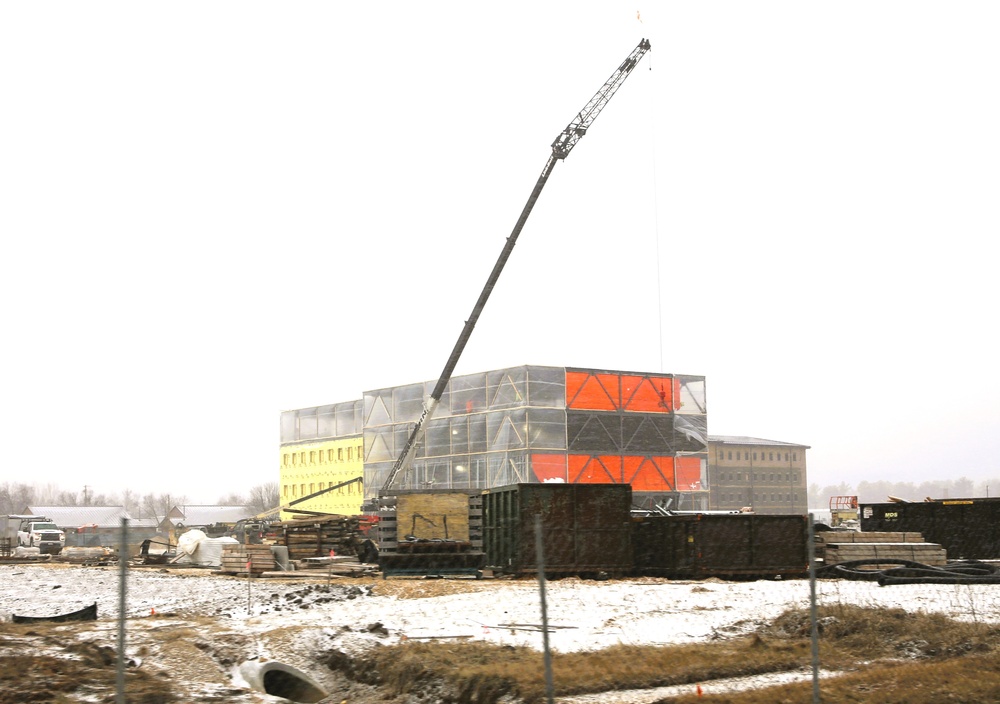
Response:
220,544,276,575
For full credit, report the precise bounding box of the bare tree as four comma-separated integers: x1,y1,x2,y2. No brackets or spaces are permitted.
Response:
35,483,63,504
248,482,280,515
0,484,12,515
217,492,247,506
139,493,186,523
856,480,901,504
976,478,1000,498
951,476,975,498
2,483,36,513
89,491,113,506
55,490,79,506
117,488,139,516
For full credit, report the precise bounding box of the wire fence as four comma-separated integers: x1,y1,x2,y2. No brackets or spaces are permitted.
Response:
10,515,1000,702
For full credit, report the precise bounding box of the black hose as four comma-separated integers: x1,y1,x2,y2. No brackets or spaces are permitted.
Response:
817,559,1000,585
816,559,927,581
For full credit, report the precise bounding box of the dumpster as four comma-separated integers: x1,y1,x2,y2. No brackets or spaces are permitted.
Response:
632,513,810,579
860,498,1000,560
482,483,633,577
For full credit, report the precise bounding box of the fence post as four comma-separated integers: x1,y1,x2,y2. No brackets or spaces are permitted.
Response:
534,513,554,704
116,517,129,704
808,512,820,703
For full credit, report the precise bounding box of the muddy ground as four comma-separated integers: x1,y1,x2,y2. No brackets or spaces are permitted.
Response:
4,560,1000,703
0,562,491,703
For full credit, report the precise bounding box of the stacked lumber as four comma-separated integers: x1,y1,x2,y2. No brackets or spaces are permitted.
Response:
817,531,947,566
275,514,364,562
221,544,275,575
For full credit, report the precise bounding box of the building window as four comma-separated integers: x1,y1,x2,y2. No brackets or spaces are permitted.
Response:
793,453,797,461
283,485,289,498
348,447,354,460
338,448,343,461
282,454,289,467
769,452,773,461
358,444,363,459
785,453,789,461
769,473,774,482
310,451,316,464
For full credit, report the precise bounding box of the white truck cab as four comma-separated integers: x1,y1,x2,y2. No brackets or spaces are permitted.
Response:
16,517,66,554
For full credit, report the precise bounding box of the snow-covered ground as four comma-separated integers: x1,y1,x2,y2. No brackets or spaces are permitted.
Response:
5,562,1000,654
5,561,1000,702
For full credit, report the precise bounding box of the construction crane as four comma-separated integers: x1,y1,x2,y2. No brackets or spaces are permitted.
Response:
370,38,652,509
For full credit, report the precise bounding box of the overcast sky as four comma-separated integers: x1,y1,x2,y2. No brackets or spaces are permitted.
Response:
2,2,998,504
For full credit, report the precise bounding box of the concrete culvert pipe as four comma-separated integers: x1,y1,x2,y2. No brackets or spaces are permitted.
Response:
238,660,327,703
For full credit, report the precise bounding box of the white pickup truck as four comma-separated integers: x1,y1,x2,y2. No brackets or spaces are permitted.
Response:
16,517,66,554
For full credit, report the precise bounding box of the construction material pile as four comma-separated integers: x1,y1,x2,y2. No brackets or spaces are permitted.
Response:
275,514,370,562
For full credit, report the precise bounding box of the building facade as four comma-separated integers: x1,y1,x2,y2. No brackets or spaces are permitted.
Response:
280,364,710,514
707,436,809,514
279,400,365,520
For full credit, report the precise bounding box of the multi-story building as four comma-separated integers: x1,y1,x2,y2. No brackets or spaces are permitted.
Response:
707,436,809,514
280,364,709,515
278,400,365,520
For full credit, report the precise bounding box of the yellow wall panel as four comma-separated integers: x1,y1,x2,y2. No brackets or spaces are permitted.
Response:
279,436,364,521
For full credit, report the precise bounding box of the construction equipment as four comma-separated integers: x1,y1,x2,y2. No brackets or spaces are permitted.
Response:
829,495,859,528
365,38,652,512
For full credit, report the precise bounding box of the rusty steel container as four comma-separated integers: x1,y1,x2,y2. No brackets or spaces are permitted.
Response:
481,483,633,577
860,498,1000,560
632,513,810,579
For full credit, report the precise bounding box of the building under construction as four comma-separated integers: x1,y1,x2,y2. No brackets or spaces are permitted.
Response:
277,41,808,521
280,364,710,516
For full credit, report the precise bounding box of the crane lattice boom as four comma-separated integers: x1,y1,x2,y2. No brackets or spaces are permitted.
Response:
551,38,651,160
377,39,651,500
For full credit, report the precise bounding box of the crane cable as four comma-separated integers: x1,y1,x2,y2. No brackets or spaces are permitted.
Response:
645,49,666,374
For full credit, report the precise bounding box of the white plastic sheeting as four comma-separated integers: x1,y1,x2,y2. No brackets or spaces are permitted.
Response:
174,530,238,567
